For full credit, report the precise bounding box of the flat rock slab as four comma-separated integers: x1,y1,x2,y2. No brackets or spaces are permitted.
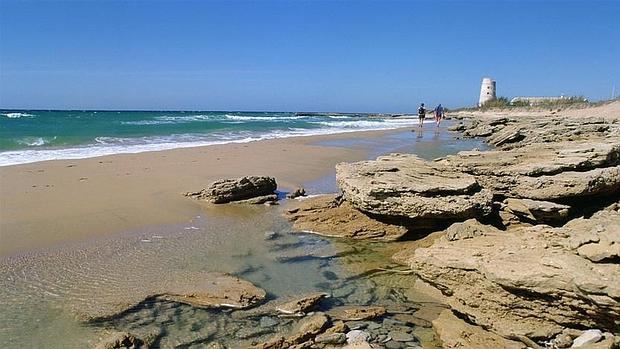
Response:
73,272,266,322
328,305,386,321
284,194,408,241
504,198,570,224
185,176,277,204
432,310,525,349
440,140,620,201
336,154,493,222
275,292,329,315
405,208,620,338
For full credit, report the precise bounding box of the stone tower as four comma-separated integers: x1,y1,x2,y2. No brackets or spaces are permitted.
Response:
478,77,496,107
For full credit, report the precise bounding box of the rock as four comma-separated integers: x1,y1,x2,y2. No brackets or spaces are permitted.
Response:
440,140,620,201
384,341,404,349
336,153,494,224
328,305,386,321
444,218,500,241
284,194,408,241
572,330,603,347
431,310,526,349
184,176,277,204
159,273,267,309
93,332,145,349
287,187,306,199
392,314,432,328
388,331,415,342
264,231,279,240
287,313,330,344
259,316,279,328
402,210,620,338
235,194,278,205
552,333,574,348
504,198,570,224
346,330,370,344
324,320,349,334
77,272,266,322
275,292,329,315
314,332,346,344
564,212,620,262
342,342,373,349
252,335,285,349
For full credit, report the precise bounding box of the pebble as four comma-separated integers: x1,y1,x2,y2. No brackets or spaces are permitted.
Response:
389,331,415,342
346,330,370,344
259,316,279,328
385,340,405,349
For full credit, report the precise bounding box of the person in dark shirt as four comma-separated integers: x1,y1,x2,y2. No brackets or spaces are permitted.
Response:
417,103,426,128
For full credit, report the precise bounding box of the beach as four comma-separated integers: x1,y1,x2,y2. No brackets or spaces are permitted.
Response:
0,121,492,348
0,125,471,257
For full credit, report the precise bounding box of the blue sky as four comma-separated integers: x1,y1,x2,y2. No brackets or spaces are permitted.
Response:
0,0,618,112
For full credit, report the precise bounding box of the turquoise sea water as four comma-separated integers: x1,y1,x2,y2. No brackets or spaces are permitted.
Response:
0,110,419,166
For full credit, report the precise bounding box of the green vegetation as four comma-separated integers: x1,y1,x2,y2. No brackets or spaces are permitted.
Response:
481,96,510,109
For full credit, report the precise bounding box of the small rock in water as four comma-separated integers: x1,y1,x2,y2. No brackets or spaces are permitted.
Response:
259,316,279,328
388,331,415,342
346,330,370,344
93,332,144,349
315,332,346,344
384,340,405,349
571,329,603,347
287,187,306,199
321,270,338,280
264,231,279,240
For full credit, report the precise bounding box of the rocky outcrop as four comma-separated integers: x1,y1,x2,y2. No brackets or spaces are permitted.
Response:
456,114,620,150
431,310,526,349
185,176,277,204
336,154,494,224
439,140,620,201
284,194,408,241
399,207,620,339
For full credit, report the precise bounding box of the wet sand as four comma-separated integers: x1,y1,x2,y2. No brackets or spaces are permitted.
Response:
1,126,454,257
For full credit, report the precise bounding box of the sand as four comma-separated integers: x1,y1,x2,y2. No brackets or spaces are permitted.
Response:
0,128,417,257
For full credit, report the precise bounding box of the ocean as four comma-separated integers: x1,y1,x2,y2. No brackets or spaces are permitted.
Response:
0,110,419,166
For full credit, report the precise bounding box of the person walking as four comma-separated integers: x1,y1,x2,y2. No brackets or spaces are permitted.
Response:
434,104,444,127
417,103,426,128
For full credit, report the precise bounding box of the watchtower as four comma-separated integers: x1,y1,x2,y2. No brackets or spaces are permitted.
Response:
478,77,496,107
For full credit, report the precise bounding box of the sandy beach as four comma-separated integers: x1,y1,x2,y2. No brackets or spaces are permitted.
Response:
0,126,440,257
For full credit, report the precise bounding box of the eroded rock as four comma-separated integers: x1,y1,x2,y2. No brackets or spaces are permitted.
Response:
185,176,277,204
275,292,329,315
403,211,620,338
284,194,408,241
336,154,494,223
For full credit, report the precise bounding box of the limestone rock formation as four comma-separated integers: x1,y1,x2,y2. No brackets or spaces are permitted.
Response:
402,209,620,339
439,140,620,201
503,198,570,224
431,310,526,349
284,194,407,241
185,176,277,204
335,154,494,224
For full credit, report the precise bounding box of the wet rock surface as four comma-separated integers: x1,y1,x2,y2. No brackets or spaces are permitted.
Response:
185,176,277,204
76,272,267,322
284,194,408,241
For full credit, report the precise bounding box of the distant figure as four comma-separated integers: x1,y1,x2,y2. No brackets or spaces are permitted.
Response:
417,103,426,128
434,104,444,127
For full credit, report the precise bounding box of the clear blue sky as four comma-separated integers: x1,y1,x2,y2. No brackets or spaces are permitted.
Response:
0,0,618,112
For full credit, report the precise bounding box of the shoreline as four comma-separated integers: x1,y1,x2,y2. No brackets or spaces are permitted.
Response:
0,125,451,258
